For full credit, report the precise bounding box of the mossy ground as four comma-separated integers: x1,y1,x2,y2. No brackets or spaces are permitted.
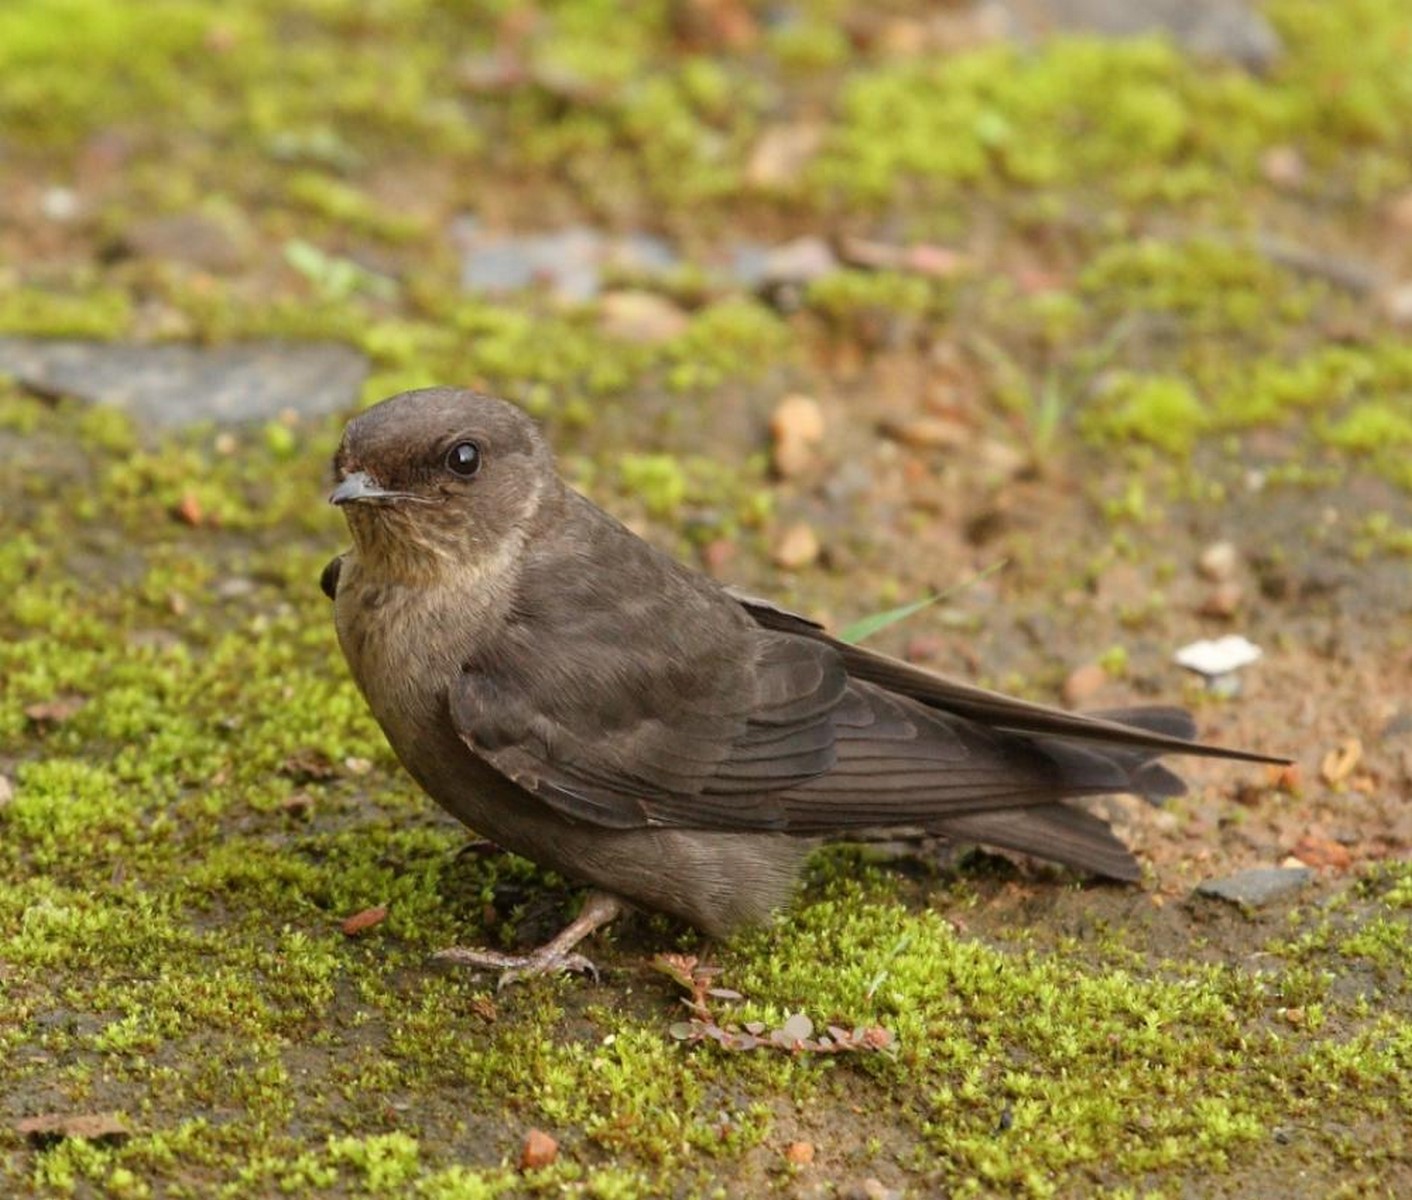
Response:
3,1,1411,1196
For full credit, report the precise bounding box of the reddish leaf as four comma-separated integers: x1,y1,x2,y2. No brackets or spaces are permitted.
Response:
341,906,387,936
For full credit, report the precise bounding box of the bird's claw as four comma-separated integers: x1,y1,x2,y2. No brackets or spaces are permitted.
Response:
433,944,601,988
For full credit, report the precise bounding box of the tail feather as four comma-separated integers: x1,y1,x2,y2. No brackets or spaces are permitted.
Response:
733,589,1288,766
1088,705,1196,741
933,803,1142,881
1035,709,1194,804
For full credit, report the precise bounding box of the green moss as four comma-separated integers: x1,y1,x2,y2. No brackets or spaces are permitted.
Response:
804,270,943,342
1206,346,1382,429
1269,0,1412,149
818,39,1279,203
0,0,220,143
768,21,851,73
0,284,134,338
1323,402,1412,452
285,171,429,244
619,454,688,519
819,2,1412,211
1080,373,1209,455
1078,238,1306,335
662,298,792,393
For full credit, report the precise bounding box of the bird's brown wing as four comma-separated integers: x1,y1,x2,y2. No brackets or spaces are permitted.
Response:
449,624,847,831
449,610,1186,855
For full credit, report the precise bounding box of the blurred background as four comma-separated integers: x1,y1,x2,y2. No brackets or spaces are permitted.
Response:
2,2,1410,1196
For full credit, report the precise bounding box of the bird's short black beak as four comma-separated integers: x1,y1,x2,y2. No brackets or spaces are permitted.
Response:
329,471,393,506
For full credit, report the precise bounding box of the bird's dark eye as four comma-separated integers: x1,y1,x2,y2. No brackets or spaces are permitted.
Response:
445,441,481,477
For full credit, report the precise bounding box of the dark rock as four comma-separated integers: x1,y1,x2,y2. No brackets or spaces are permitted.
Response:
1196,867,1313,908
0,338,368,429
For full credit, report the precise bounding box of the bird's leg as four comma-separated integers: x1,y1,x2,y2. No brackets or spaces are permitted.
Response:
433,890,626,987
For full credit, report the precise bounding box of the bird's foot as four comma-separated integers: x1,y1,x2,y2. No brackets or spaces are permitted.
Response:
432,890,625,989
433,943,600,987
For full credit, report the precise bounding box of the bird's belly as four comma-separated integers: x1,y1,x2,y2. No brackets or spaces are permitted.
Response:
381,713,810,936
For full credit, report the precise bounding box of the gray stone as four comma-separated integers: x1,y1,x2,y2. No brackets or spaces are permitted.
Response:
1196,867,1313,908
724,236,839,293
0,337,368,429
451,221,681,303
999,0,1282,70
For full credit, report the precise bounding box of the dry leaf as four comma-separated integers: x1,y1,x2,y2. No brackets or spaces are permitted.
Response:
341,906,388,936
1321,738,1362,786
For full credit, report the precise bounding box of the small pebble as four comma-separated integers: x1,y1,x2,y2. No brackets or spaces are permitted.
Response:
1062,663,1108,706
1380,282,1412,326
770,394,825,478
597,290,689,344
977,438,1027,479
746,123,823,188
760,236,837,286
772,522,820,570
214,576,257,600
520,1128,558,1170
1261,145,1305,188
1387,187,1412,233
40,187,80,222
840,1180,899,1200
1197,540,1239,581
784,1140,815,1165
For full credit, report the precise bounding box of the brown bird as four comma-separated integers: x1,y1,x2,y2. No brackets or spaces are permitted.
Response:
323,387,1283,982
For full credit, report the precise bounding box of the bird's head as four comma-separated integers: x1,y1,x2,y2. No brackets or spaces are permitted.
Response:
330,387,553,579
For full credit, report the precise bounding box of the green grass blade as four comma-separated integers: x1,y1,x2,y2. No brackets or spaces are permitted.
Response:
837,560,1008,645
